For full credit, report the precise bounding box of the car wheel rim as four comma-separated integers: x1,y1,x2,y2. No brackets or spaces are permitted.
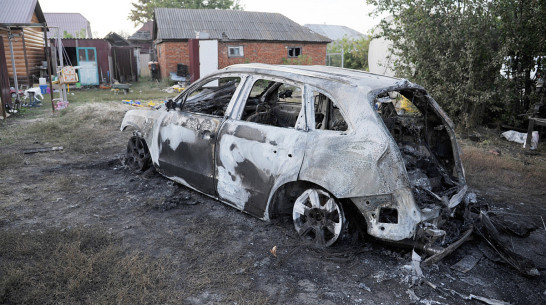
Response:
126,136,150,172
292,189,343,247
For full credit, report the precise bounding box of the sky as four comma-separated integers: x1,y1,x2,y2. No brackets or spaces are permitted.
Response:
38,0,380,38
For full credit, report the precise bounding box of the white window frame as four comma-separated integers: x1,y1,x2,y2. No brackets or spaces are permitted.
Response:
228,46,244,58
287,46,302,58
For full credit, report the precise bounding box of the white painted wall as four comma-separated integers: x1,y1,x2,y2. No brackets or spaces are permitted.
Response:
199,40,219,86
368,16,397,77
368,37,396,77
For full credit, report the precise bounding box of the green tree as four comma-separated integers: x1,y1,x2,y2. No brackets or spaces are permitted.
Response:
63,29,87,38
494,0,546,124
129,0,242,25
327,36,370,70
367,0,546,129
63,30,73,39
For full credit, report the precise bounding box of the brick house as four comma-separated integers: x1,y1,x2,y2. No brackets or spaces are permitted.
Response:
153,8,330,81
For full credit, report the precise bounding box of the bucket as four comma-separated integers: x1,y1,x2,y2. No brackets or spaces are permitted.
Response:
39,84,47,94
39,77,47,85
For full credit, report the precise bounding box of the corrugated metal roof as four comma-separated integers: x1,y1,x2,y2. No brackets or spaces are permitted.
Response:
105,32,131,46
128,21,152,42
154,8,330,43
304,24,367,41
0,0,45,24
44,13,92,38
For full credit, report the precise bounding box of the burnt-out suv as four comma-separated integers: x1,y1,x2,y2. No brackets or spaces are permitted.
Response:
121,64,468,248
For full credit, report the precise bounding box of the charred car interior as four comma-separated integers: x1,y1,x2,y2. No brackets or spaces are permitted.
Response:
121,64,538,276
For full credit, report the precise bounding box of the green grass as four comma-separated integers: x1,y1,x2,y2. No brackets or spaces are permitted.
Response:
0,79,173,156
47,78,177,105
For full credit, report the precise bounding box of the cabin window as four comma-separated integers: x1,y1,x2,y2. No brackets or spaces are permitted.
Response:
240,78,303,128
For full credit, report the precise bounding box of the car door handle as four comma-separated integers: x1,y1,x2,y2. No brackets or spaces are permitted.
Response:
201,130,215,140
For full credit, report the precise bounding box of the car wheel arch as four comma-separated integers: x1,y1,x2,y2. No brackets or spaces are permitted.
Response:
267,179,340,219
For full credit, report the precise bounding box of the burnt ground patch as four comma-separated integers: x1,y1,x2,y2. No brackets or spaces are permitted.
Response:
1,103,545,304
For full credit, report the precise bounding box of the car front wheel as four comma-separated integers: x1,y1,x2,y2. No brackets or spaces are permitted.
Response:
126,135,151,172
292,188,345,247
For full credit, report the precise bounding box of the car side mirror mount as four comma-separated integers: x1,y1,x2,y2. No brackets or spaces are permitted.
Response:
165,98,175,111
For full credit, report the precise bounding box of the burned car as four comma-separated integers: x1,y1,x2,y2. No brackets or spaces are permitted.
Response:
121,64,468,249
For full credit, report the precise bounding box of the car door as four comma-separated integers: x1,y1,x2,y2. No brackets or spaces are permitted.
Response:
215,76,309,218
155,75,245,195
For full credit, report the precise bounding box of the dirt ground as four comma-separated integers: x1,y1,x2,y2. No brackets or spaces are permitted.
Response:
1,100,545,304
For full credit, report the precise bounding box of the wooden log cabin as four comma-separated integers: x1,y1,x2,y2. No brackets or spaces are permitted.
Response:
0,0,47,87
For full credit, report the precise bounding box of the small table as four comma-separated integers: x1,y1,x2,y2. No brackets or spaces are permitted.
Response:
525,117,546,149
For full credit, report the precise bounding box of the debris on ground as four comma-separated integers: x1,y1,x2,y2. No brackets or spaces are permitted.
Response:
23,146,64,154
358,282,371,292
423,226,474,266
474,211,540,276
488,148,501,156
469,294,513,305
270,245,277,257
451,251,482,273
54,100,69,110
122,99,164,108
501,130,539,149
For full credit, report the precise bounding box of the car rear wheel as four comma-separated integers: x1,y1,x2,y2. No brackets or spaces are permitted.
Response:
126,135,151,172
292,188,345,247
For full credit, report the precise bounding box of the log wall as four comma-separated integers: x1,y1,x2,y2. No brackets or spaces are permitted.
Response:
0,13,46,86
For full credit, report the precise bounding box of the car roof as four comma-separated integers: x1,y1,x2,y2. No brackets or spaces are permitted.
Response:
221,63,415,92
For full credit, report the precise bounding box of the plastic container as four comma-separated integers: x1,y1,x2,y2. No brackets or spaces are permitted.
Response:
39,77,46,85
39,84,47,94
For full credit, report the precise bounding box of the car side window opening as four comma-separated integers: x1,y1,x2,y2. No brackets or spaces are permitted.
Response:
313,92,348,131
181,77,241,116
240,78,303,128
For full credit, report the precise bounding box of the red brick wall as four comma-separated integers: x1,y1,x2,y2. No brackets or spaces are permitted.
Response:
157,40,327,79
157,41,189,79
218,42,327,68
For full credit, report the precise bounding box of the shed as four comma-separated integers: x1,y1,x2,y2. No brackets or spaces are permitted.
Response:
51,36,139,85
55,38,111,85
104,32,139,82
153,8,330,81
128,21,154,77
0,0,47,86
128,21,153,54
